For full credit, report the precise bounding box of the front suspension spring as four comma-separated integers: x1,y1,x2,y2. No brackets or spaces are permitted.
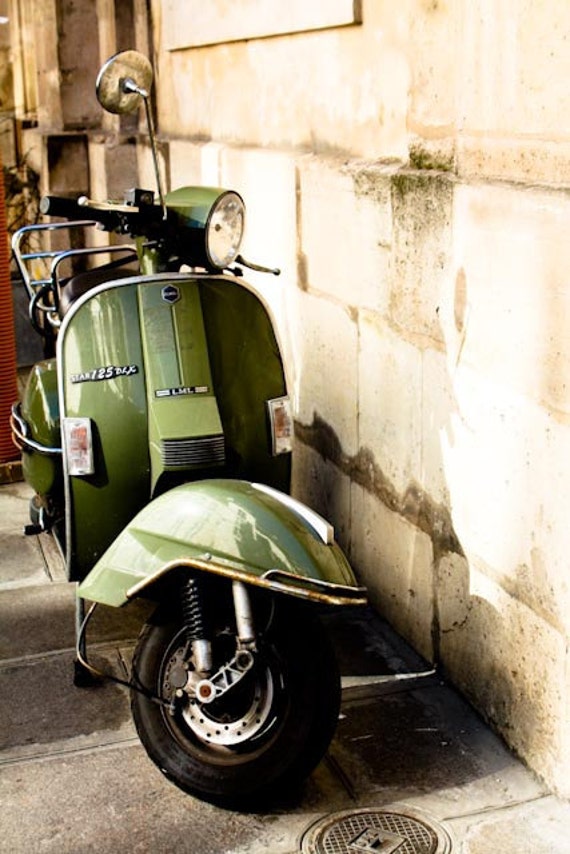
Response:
182,575,208,644
182,575,213,675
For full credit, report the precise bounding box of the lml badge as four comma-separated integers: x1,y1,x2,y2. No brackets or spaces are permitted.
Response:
161,285,180,304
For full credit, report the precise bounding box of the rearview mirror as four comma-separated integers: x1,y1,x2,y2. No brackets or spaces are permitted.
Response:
96,50,153,115
95,50,166,217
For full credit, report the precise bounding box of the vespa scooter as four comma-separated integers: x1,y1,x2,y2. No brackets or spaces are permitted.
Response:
10,50,366,804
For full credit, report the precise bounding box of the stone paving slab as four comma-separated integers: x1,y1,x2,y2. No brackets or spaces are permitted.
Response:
0,583,77,658
0,646,134,763
446,795,570,854
0,483,50,588
0,581,152,661
0,680,565,854
0,739,269,854
333,679,545,812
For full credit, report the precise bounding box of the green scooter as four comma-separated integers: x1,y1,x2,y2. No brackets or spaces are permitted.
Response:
10,51,366,805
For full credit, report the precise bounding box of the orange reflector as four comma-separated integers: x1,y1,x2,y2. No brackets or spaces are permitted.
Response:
62,417,95,476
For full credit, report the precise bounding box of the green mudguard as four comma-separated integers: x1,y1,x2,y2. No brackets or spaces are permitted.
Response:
78,479,366,608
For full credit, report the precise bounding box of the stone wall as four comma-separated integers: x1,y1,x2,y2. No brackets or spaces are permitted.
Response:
145,0,570,796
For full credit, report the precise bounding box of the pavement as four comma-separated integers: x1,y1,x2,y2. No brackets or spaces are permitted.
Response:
2,477,570,853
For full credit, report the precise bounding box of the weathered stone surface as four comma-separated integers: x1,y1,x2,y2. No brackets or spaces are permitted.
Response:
350,484,435,662
358,311,423,497
292,288,359,457
297,157,392,312
452,183,570,416
457,2,570,186
291,441,352,548
438,560,568,796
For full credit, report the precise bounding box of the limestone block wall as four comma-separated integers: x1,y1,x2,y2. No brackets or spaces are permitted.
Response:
143,0,570,796
146,135,570,798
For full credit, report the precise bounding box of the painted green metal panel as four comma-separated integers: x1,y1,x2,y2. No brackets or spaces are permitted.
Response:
138,279,224,491
21,359,60,495
60,272,291,582
78,479,357,606
61,283,149,580
199,278,291,491
165,186,224,228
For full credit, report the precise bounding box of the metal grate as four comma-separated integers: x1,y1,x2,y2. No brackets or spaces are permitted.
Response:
161,434,225,468
300,808,454,854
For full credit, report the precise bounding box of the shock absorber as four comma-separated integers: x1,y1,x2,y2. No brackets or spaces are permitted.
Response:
182,575,212,675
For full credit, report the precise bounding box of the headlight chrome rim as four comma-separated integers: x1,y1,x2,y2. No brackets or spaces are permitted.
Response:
205,191,245,270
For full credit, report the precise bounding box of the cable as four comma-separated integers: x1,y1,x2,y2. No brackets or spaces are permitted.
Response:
75,600,170,707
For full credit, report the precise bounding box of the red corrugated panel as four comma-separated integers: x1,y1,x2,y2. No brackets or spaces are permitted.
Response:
0,153,20,463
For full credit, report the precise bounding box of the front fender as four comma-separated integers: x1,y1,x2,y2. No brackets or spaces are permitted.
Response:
78,479,366,607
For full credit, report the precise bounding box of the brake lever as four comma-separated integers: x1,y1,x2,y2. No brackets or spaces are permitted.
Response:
235,254,281,276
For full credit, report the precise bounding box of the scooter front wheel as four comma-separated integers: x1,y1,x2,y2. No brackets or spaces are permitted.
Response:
130,592,340,805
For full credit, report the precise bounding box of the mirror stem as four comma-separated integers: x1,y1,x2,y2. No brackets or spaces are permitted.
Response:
141,96,167,220
120,77,166,218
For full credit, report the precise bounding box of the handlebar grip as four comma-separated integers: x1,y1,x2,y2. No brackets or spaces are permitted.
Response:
39,195,87,219
40,194,124,232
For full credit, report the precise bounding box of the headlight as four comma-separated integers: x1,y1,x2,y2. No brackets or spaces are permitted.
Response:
205,191,245,269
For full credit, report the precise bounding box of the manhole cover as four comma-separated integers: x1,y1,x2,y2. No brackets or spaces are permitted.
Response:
300,807,454,854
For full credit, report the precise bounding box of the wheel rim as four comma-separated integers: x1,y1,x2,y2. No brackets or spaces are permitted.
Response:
159,627,285,758
181,666,276,746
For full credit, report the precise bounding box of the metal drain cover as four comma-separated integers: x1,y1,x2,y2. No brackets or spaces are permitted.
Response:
300,807,454,854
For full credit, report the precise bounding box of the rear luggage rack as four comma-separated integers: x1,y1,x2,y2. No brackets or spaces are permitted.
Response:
12,220,137,328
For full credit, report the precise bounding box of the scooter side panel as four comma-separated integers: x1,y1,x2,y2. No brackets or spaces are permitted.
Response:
199,279,291,491
78,479,363,607
21,359,61,495
60,284,149,580
138,278,225,493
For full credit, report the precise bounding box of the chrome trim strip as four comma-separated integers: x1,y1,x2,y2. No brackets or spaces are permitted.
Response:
12,220,98,298
126,556,367,607
262,567,367,596
10,403,62,457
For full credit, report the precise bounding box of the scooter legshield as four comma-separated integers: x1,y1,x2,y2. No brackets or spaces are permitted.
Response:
77,479,366,607
59,272,291,582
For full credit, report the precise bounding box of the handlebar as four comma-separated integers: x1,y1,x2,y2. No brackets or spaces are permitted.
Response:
40,194,123,231
39,195,85,219
39,192,280,276
39,193,164,237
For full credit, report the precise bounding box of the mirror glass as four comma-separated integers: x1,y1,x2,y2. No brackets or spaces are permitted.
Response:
96,50,153,115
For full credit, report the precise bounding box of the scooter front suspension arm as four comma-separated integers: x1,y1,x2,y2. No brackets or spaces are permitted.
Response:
188,648,255,705
232,580,256,646
183,581,257,704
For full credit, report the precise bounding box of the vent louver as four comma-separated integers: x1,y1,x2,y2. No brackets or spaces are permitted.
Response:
161,435,225,468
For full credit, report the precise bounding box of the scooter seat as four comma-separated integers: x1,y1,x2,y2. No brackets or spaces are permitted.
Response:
59,263,137,316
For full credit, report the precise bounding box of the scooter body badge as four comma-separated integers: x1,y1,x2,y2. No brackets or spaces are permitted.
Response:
161,285,180,304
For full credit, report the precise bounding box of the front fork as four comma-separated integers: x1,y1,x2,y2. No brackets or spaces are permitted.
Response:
73,576,259,698
182,577,258,705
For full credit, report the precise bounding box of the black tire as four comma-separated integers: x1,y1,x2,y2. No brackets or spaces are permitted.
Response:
130,587,340,805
